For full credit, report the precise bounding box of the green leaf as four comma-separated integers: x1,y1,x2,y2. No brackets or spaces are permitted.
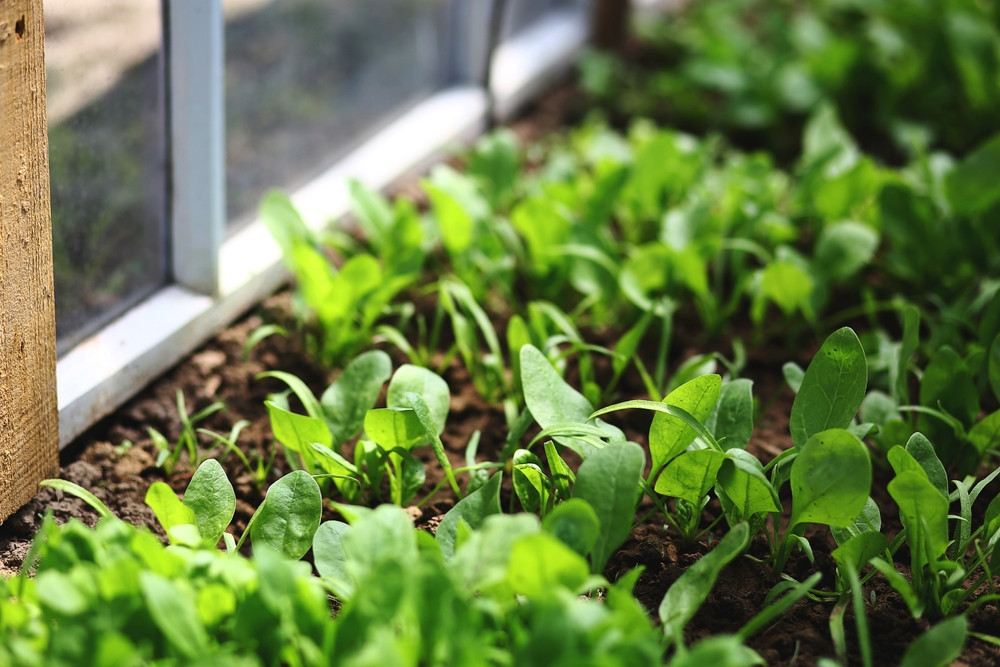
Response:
900,616,967,667
654,449,726,505
140,572,209,658
789,327,867,448
542,498,601,558
423,166,487,253
946,132,1000,216
832,531,888,575
312,521,353,598
969,409,1000,457
250,470,322,560
437,472,502,560
321,350,392,445
363,408,426,451
39,478,115,519
387,364,450,436
573,441,645,573
706,378,754,450
649,374,722,472
266,401,332,453
790,429,871,528
348,179,393,242
783,362,805,394
450,514,540,597
145,482,197,539
667,635,764,667
830,496,882,545
259,191,310,263
405,392,460,496
716,450,781,520
904,433,949,497
660,523,750,648
512,461,549,514
889,470,950,565
990,334,1000,404
257,371,322,419
341,505,419,582
182,459,235,546
813,221,879,282
521,344,593,426
918,346,979,464
506,532,591,598
753,261,815,322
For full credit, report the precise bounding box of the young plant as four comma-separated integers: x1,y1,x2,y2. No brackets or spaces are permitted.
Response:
870,438,1000,619
146,390,226,475
261,350,457,506
260,191,414,366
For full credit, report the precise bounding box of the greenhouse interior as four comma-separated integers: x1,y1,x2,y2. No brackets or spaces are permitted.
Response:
2,0,1000,663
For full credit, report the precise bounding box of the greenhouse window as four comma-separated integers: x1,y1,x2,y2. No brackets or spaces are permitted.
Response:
51,0,591,448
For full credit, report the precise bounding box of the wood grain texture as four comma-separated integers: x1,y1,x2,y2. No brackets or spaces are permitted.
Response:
0,0,59,521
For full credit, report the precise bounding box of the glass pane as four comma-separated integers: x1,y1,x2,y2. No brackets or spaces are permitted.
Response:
225,0,453,226
45,0,168,352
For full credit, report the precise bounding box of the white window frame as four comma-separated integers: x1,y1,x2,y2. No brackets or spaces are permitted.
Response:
55,0,592,448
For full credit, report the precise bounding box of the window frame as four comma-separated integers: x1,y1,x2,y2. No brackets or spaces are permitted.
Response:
55,0,593,448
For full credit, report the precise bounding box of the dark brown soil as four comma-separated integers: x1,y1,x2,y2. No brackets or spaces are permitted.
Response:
3,79,999,666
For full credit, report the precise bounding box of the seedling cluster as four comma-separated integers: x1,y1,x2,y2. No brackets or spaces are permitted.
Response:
6,3,1000,664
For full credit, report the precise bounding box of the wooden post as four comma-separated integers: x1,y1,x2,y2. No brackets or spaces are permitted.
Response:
0,0,59,520
590,0,632,52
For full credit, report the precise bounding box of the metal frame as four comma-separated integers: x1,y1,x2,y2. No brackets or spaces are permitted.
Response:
167,0,225,295
55,1,591,448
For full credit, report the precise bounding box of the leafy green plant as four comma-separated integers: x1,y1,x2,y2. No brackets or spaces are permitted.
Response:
260,191,415,366
870,440,1000,619
583,0,1000,160
261,350,460,505
146,390,226,475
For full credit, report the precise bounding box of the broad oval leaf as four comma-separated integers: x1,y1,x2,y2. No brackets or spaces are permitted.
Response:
521,344,593,426
706,378,754,450
506,532,590,598
321,349,392,445
716,451,780,520
832,530,888,575
437,472,503,560
813,221,879,282
654,449,726,505
139,572,209,658
182,459,235,546
649,374,722,472
387,364,450,436
904,433,948,497
363,408,426,451
790,428,871,528
250,470,322,560
889,470,949,564
969,409,1000,458
146,482,197,537
573,441,645,573
266,401,332,453
312,520,353,598
829,496,882,546
789,327,867,448
899,616,967,667
542,498,601,558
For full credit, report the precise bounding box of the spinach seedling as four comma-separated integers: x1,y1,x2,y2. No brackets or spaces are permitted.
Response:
146,390,225,475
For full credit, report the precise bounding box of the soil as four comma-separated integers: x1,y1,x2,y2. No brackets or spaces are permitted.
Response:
4,80,999,666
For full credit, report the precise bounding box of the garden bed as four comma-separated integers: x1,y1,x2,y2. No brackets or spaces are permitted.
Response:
4,4,1000,663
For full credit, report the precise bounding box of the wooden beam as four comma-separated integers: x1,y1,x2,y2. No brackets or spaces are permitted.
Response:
590,0,632,52
0,0,59,520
